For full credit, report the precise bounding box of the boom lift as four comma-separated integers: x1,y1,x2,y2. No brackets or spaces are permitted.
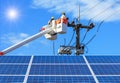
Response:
0,15,68,55
0,13,94,56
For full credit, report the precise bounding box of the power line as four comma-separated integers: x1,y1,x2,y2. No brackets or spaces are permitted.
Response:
81,30,88,43
82,1,119,45
86,21,104,45
68,30,75,45
52,41,55,56
64,38,66,45
90,1,117,20
99,8,120,22
83,8,120,46
80,1,103,16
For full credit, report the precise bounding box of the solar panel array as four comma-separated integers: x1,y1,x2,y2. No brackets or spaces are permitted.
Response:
0,55,120,83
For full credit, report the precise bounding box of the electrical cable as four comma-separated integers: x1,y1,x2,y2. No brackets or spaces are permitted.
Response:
52,40,55,56
81,43,89,53
81,1,103,16
84,1,117,24
82,8,120,50
81,30,88,43
85,3,120,46
85,34,96,46
99,8,120,22
81,18,96,43
88,19,92,25
59,30,75,55
90,1,117,20
64,38,66,45
68,30,75,45
86,21,104,45
85,45,89,53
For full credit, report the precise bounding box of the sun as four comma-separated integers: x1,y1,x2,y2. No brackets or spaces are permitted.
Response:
7,8,18,20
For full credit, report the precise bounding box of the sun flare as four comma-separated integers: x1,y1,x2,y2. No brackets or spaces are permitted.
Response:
7,8,18,20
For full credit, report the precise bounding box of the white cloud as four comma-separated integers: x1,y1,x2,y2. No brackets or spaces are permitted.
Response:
39,39,50,46
32,0,120,22
0,33,29,47
20,33,29,38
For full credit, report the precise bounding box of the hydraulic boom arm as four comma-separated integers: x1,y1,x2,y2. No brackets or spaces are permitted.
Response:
0,28,52,55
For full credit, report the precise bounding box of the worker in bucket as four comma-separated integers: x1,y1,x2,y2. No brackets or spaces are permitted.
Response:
48,16,56,30
48,16,54,25
48,16,57,35
40,17,55,31
61,12,66,18
61,12,68,24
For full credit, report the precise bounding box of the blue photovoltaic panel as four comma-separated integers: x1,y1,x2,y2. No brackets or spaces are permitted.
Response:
0,76,24,83
30,65,91,75
0,55,120,82
0,56,30,63
91,65,120,75
97,76,120,83
33,56,85,63
27,76,95,83
0,65,28,74
86,56,120,63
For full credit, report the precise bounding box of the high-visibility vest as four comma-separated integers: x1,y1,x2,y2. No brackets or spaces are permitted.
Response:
55,18,68,24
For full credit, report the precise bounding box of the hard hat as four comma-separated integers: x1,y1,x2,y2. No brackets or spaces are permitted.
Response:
62,12,65,15
51,16,54,19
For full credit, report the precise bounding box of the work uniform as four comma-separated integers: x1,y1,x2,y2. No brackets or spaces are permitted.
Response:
61,14,66,19
61,13,68,24
48,18,54,26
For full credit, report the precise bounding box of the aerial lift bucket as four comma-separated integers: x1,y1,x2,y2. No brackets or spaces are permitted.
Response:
56,18,68,34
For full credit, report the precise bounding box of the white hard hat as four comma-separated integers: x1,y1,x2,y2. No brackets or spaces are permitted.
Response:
51,16,54,19
62,12,65,15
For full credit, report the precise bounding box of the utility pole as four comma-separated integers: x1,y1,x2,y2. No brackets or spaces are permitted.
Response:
76,4,81,55
68,22,94,55
69,4,95,55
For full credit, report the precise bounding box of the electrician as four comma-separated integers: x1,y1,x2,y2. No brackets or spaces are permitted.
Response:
61,12,68,24
48,16,54,25
61,12,66,19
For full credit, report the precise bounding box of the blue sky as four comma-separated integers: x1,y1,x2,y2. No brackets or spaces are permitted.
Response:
0,0,120,56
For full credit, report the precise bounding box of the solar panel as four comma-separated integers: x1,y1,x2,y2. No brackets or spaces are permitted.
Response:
0,55,120,83
0,65,28,74
86,56,120,63
91,65,120,75
27,76,95,83
97,76,120,83
0,56,30,63
30,65,91,75
0,76,24,83
33,56,85,63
